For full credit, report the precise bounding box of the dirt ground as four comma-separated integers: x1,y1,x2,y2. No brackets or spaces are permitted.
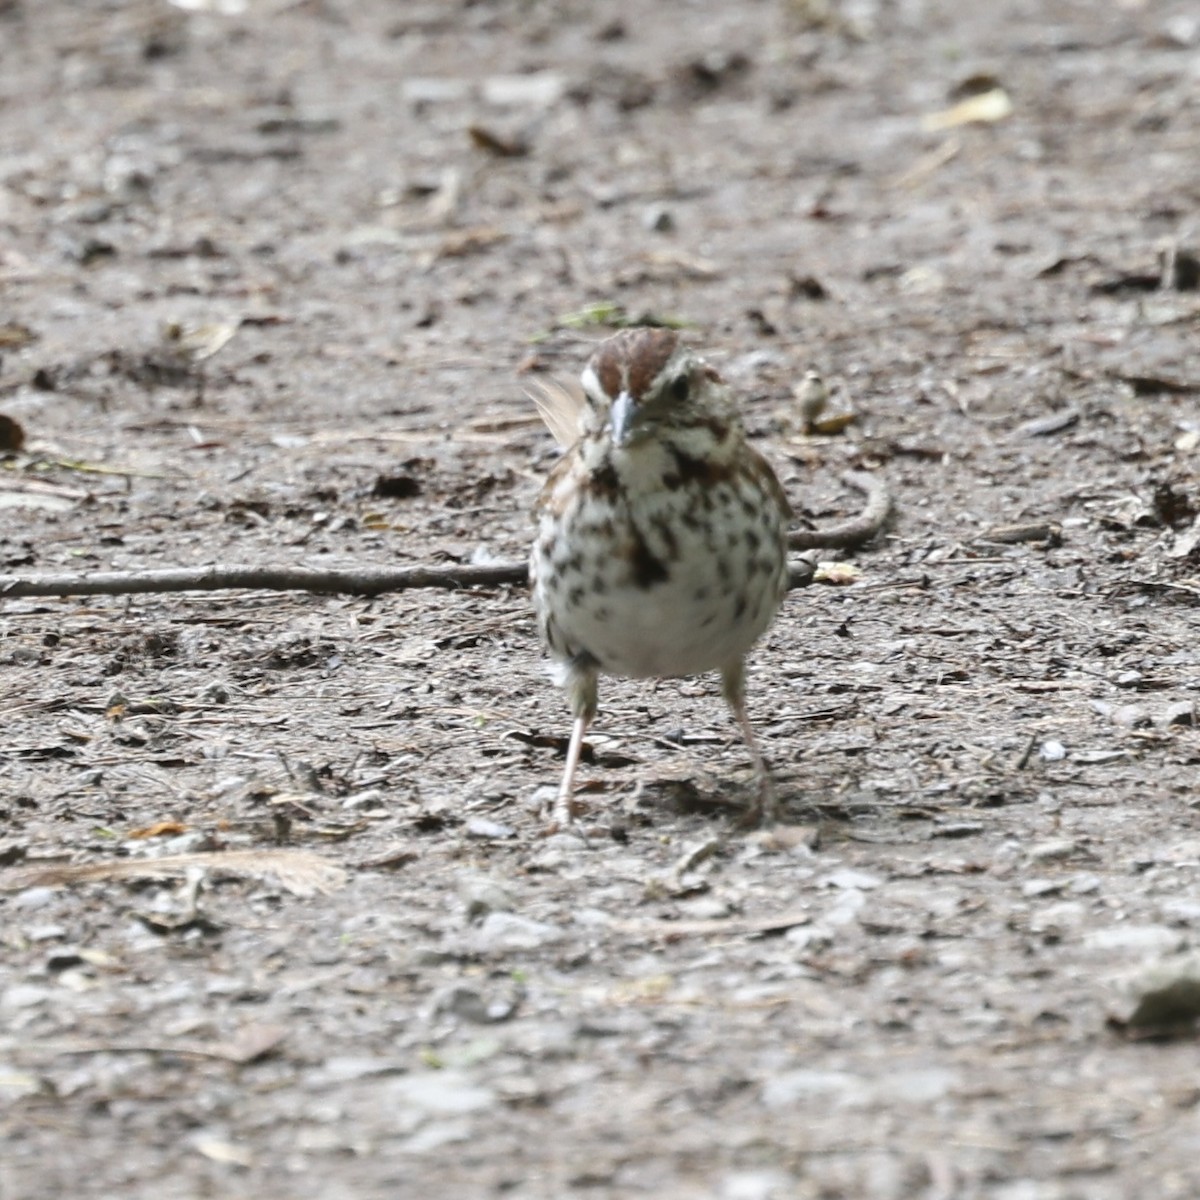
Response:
3,1,1200,1196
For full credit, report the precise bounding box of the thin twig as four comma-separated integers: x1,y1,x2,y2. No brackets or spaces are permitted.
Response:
788,471,891,550
0,563,527,599
0,474,890,601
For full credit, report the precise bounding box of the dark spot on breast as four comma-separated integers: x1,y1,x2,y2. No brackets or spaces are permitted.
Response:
734,592,748,620
744,529,761,551
587,461,621,500
590,574,608,595
668,445,733,487
693,587,710,601
652,515,679,559
568,585,585,607
629,528,669,588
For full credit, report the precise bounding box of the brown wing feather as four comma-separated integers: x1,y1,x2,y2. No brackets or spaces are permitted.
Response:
745,444,794,522
525,378,587,449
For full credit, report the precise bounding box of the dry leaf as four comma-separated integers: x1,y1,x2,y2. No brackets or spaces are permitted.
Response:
922,88,1013,131
160,319,238,363
0,322,36,349
127,821,189,840
814,561,862,585
193,1137,254,1168
481,71,566,107
0,490,76,512
1,849,347,897
468,124,528,157
810,411,857,435
436,227,508,259
168,0,247,12
209,1023,288,1064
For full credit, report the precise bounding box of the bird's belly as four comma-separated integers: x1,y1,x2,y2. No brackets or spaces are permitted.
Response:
532,479,788,679
563,570,779,678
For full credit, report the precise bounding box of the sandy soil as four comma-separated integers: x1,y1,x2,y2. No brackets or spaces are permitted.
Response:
3,1,1200,1196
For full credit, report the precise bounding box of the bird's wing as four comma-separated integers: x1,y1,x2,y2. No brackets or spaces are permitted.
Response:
525,377,587,449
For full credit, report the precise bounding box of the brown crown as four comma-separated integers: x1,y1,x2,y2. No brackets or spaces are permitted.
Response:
589,327,679,402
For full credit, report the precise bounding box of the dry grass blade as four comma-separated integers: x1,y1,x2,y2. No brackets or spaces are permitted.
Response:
609,907,812,939
525,376,586,449
1,849,348,897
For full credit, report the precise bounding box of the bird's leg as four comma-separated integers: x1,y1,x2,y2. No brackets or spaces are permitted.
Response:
720,658,776,826
550,657,599,829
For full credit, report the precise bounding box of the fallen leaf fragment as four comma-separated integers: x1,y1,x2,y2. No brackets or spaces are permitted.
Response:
0,322,36,349
0,1071,45,1100
160,319,238,363
436,226,508,259
210,1023,289,1064
1014,408,1080,437
922,88,1013,131
810,411,857,435
481,71,566,107
1,848,347,897
193,1136,254,1168
814,561,862,585
548,302,691,334
127,821,189,840
0,490,75,512
468,124,528,157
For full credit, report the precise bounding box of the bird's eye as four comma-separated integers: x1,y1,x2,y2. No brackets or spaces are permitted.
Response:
670,374,690,403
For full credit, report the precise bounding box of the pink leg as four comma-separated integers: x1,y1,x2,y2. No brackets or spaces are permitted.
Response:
552,711,591,828
722,658,776,825
548,658,599,831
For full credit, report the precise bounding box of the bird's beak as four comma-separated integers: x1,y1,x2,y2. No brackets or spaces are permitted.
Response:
608,391,638,446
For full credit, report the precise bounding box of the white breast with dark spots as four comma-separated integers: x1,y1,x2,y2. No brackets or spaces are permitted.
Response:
532,434,788,680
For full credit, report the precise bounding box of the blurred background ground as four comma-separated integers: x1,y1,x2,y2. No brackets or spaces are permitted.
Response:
2,1,1200,1197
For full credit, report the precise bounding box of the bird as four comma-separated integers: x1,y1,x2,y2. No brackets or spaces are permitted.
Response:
529,327,791,829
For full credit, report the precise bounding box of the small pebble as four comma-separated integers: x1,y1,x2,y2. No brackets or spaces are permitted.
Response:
642,205,674,232
465,817,516,840
1026,838,1078,863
